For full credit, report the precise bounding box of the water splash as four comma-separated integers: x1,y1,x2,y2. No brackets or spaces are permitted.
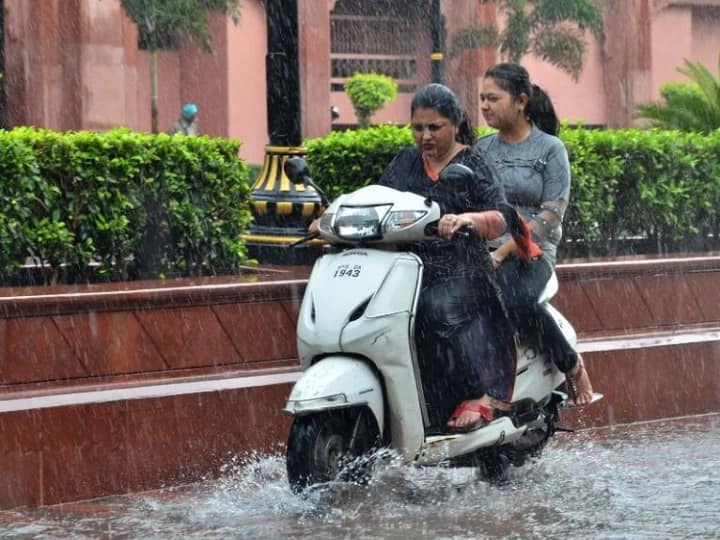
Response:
1,414,718,539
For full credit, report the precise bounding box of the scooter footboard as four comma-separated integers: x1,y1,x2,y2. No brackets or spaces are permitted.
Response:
283,356,384,433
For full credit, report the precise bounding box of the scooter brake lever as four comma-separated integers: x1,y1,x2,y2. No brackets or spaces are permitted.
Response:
287,232,320,248
453,224,474,239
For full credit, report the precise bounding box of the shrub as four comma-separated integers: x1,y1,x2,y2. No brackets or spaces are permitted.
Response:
0,128,252,284
344,73,398,128
305,124,413,200
304,125,720,258
0,131,70,281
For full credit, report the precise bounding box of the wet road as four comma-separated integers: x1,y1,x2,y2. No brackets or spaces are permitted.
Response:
1,413,719,539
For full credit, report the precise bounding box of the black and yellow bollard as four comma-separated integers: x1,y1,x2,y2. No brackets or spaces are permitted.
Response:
245,0,325,264
242,146,324,264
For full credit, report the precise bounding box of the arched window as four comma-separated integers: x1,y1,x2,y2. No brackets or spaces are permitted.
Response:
330,0,430,92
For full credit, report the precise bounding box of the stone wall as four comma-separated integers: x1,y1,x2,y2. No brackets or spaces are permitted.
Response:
1,257,719,508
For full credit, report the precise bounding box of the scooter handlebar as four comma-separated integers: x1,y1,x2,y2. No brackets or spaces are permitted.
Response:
424,222,474,240
288,232,321,248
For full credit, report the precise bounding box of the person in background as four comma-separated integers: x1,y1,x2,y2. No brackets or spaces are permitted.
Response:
169,103,199,135
475,62,594,407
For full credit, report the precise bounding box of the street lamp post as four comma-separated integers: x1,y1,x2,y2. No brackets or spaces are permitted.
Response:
430,0,444,84
243,0,324,264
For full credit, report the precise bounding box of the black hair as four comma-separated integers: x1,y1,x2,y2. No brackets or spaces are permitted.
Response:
411,83,476,145
484,63,560,136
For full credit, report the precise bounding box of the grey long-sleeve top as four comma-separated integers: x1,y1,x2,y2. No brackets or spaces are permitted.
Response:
474,125,571,267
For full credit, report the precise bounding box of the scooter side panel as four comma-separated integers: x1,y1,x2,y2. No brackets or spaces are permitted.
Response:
511,302,577,402
340,257,426,458
297,250,403,364
417,417,527,464
512,348,565,403
545,303,578,347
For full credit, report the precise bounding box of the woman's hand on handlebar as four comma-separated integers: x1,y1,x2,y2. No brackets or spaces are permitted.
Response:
438,213,474,239
438,210,507,241
308,218,321,233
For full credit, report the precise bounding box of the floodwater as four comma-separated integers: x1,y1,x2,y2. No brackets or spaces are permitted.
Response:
1,414,718,539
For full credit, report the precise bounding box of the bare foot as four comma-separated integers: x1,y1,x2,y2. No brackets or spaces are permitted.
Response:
446,395,511,430
566,354,594,406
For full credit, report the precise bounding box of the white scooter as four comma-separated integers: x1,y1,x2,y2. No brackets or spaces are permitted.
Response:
282,157,600,492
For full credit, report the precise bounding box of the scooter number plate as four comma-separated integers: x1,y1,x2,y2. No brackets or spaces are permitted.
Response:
332,264,362,278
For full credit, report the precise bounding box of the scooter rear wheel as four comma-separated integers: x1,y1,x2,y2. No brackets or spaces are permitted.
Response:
286,408,380,493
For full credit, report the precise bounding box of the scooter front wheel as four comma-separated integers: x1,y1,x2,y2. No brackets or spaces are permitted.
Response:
286,407,380,493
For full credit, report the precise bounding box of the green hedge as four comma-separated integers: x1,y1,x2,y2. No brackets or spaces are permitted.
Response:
306,126,720,257
562,128,720,255
0,128,252,284
306,125,413,200
3,125,718,285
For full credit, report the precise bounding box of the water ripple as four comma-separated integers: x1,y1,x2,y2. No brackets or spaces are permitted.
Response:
1,414,719,539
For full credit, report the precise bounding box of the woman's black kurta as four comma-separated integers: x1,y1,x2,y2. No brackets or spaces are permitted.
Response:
377,146,517,428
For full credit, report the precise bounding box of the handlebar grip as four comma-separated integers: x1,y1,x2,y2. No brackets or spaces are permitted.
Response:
454,225,474,239
424,222,474,239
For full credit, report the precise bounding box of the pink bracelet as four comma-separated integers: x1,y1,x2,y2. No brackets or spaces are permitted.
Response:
482,211,506,240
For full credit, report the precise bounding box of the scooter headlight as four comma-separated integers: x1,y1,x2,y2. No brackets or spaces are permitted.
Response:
333,205,391,240
383,210,428,233
317,212,334,235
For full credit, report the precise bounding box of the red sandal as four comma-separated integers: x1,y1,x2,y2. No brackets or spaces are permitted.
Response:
447,400,496,432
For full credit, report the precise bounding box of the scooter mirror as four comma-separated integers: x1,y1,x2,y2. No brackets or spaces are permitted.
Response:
438,163,474,186
284,157,311,185
435,163,474,208
284,156,330,208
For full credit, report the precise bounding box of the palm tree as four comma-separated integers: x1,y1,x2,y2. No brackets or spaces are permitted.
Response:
120,0,241,133
448,0,603,81
635,57,720,133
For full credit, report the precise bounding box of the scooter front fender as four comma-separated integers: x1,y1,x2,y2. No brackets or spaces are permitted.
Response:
283,356,384,434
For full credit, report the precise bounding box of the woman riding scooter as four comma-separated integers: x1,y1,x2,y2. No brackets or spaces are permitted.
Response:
334,83,541,431
475,63,594,407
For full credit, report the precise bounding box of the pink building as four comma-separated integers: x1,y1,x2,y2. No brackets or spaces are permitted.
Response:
4,0,720,165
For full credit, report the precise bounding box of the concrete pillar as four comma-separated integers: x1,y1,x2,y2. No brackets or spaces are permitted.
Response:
4,0,82,130
298,0,331,139
441,0,497,127
602,0,653,127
